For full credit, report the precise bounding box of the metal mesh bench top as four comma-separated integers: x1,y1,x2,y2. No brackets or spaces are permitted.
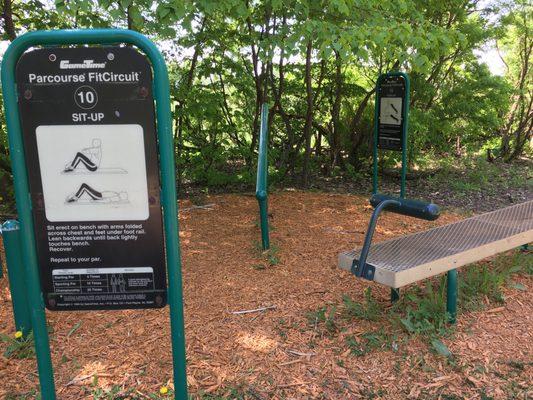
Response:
339,200,533,288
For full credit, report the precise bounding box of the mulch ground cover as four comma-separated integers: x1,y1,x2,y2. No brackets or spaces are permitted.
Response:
0,191,531,399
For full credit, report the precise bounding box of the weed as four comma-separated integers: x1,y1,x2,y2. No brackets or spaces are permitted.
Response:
253,241,280,267
275,318,288,340
342,288,381,321
397,278,450,337
306,306,337,334
0,331,35,359
345,329,392,356
88,384,172,400
460,251,529,310
5,391,40,400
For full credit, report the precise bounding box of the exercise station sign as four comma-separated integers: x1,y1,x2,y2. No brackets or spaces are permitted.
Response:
377,74,407,151
16,47,167,310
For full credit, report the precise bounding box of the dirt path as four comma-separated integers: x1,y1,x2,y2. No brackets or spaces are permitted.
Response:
0,192,531,399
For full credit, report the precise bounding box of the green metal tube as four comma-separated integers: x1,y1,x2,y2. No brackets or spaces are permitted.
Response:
372,78,381,195
1,220,32,335
446,269,458,324
400,74,410,199
390,288,400,303
256,103,270,250
1,29,188,400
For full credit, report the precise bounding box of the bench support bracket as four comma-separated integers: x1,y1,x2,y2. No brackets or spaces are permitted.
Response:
446,269,458,324
352,199,401,279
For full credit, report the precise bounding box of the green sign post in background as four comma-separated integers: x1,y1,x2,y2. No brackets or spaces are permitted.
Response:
1,29,188,399
372,71,410,199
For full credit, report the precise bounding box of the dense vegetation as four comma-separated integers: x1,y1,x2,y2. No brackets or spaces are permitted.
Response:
0,0,531,210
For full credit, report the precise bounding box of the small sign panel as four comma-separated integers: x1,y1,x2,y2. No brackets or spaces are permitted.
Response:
377,75,407,151
16,47,167,310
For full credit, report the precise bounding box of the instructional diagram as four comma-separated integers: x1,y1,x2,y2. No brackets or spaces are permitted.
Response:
379,97,403,126
62,138,126,174
36,124,149,222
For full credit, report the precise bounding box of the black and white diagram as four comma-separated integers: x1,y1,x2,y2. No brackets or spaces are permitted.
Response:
379,97,403,126
65,183,129,205
63,138,102,172
36,124,149,222
62,138,127,174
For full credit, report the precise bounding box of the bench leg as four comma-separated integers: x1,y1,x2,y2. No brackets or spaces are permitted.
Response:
521,244,529,252
446,269,458,324
390,288,400,303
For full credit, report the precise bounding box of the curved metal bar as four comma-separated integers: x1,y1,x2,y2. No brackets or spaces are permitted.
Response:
1,29,187,399
352,199,400,278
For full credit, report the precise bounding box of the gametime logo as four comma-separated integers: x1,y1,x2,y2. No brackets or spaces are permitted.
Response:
59,59,106,69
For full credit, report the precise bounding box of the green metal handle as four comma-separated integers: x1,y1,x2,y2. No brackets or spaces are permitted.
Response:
372,71,410,199
1,29,187,400
256,103,270,250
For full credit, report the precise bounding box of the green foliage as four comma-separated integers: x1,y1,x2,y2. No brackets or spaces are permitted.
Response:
306,305,337,334
0,0,528,202
4,391,40,400
342,288,382,321
345,329,394,356
397,278,450,337
253,241,280,267
460,251,530,310
0,332,35,359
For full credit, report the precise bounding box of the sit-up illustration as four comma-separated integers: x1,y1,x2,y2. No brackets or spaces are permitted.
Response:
66,183,129,204
64,138,102,172
62,138,126,174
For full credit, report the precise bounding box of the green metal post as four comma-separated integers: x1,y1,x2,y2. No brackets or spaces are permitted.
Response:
400,74,410,199
446,269,458,324
1,220,32,335
372,77,381,195
1,29,188,400
256,103,270,250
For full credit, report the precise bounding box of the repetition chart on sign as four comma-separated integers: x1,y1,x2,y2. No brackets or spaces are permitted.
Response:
16,46,167,310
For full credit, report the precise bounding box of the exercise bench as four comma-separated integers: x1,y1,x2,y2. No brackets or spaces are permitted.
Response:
339,196,532,323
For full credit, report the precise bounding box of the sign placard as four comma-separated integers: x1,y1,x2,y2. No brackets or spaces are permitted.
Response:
16,47,167,310
377,75,407,151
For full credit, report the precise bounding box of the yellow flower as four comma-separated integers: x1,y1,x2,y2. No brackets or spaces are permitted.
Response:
14,331,23,339
159,386,169,395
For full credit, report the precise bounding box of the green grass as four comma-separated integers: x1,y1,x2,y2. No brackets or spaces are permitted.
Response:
342,287,382,321
345,329,395,357
421,154,531,195
0,331,35,359
5,391,40,400
395,278,450,337
86,384,174,400
252,241,280,268
306,305,337,334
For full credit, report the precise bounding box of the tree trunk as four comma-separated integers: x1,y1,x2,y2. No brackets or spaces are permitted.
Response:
2,0,16,41
301,39,314,187
330,50,343,170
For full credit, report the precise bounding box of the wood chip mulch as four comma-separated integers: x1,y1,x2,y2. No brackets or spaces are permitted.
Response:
0,191,531,399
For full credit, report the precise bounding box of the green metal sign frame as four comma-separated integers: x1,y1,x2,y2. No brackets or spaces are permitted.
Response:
1,29,187,399
372,72,410,199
